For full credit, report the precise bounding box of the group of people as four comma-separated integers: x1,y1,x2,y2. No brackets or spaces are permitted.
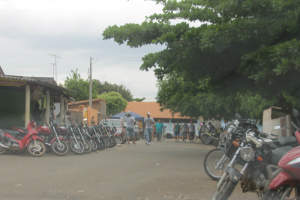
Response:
173,121,196,142
123,112,167,145
145,113,168,144
123,111,200,145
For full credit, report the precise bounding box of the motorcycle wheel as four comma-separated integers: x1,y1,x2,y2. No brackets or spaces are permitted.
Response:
27,140,47,157
100,138,107,149
69,139,85,155
89,139,98,151
202,134,212,145
213,139,220,147
109,137,116,148
103,137,109,148
204,148,230,180
211,173,237,200
262,187,297,200
83,139,92,154
0,146,7,155
51,140,69,156
115,135,123,144
97,140,105,150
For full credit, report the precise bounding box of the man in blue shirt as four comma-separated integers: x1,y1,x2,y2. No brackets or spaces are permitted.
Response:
155,120,163,142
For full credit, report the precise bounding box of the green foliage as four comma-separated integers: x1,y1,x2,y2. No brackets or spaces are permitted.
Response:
132,97,146,102
64,69,98,101
103,0,300,119
99,92,127,115
94,81,133,101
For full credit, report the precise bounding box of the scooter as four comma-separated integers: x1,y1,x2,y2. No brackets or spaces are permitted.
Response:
0,120,47,157
262,109,300,200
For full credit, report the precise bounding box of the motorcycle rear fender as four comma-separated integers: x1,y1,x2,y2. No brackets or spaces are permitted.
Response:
217,147,227,154
50,137,66,144
225,166,242,184
25,135,45,147
269,170,296,190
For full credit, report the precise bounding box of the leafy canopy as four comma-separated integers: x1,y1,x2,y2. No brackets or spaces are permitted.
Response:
64,69,98,101
103,0,300,119
99,91,127,115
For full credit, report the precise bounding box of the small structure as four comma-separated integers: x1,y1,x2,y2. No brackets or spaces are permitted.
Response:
67,98,107,125
263,107,292,137
0,67,71,128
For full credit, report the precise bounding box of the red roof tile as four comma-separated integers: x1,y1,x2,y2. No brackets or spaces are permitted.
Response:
125,102,190,119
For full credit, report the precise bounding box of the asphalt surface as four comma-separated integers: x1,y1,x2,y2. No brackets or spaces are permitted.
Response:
0,139,257,200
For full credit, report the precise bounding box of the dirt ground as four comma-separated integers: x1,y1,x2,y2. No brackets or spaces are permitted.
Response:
0,139,257,200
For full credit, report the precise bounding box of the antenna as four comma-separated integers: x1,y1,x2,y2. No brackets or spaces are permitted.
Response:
49,54,61,82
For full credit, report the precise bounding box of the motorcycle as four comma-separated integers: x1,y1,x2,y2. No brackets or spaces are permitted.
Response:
262,109,300,200
88,124,105,150
99,122,116,148
201,126,220,145
0,120,47,157
66,123,85,155
75,121,92,154
82,119,98,152
204,118,260,180
36,121,69,156
204,119,243,180
211,114,297,200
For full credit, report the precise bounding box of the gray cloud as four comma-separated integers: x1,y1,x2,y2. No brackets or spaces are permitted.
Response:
0,0,164,101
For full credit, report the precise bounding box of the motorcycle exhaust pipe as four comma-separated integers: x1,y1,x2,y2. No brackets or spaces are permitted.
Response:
0,143,9,148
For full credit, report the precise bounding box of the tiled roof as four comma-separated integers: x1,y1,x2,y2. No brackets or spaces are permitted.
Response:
125,102,191,119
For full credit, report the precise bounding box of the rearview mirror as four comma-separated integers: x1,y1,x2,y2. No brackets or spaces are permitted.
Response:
274,125,281,130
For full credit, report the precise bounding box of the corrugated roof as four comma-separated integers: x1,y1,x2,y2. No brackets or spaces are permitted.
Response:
125,102,191,119
68,98,106,105
0,75,71,92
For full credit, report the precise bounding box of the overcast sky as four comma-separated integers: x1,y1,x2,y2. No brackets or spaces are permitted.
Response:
0,0,165,101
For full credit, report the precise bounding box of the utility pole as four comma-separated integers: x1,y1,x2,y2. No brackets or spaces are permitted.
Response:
49,54,61,82
51,63,55,80
89,57,93,108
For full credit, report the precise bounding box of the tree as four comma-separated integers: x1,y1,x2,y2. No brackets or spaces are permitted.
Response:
103,0,300,119
132,97,146,102
64,69,98,101
95,81,133,101
99,92,127,115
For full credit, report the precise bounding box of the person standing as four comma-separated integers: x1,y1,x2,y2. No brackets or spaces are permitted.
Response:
181,122,188,142
124,111,136,144
199,121,208,142
188,121,195,142
173,121,181,141
155,119,163,141
144,112,155,145
162,121,167,140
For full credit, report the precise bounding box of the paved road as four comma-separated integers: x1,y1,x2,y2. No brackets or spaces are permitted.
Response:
0,140,257,200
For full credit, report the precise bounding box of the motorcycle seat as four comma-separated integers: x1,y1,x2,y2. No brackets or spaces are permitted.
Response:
276,136,297,146
271,146,295,165
1,129,24,138
265,136,297,149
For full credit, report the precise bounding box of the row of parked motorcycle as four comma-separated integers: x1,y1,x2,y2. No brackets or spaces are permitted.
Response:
202,109,300,200
0,118,123,157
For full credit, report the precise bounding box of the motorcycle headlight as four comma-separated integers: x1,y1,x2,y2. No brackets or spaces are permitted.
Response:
240,147,255,161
